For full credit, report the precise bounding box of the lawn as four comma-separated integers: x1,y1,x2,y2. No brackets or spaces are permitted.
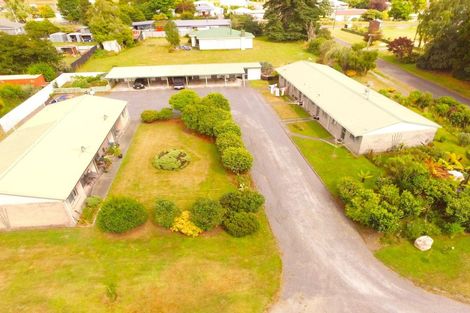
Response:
287,121,331,139
0,120,281,313
79,37,311,72
292,137,382,195
376,234,470,302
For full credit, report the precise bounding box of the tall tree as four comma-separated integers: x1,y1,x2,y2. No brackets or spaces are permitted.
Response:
139,0,175,20
389,0,413,20
57,0,90,22
264,0,328,41
25,20,60,38
88,0,133,45
164,20,180,47
4,0,30,22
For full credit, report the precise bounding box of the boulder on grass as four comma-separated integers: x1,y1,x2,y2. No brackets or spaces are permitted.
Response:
414,235,433,251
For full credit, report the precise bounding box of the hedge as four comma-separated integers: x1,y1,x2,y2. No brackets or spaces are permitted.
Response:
140,108,173,123
200,93,230,111
189,198,226,231
219,190,265,213
221,147,253,173
96,197,148,233
213,120,242,136
153,199,181,228
215,132,244,153
181,104,231,136
169,89,200,111
223,211,260,237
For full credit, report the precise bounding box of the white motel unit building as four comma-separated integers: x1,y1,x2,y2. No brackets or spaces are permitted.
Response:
277,61,440,154
0,95,129,230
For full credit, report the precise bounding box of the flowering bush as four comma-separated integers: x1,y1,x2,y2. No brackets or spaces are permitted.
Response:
171,211,203,237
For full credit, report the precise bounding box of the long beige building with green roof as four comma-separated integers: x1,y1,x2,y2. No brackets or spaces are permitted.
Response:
189,27,254,50
277,61,440,154
0,95,129,230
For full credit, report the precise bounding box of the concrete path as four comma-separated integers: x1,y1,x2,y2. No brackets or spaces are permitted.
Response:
334,38,470,105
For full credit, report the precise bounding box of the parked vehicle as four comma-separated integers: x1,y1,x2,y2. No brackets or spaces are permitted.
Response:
133,78,146,89
173,77,185,90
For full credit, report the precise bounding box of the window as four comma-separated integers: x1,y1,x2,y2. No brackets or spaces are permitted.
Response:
67,188,79,205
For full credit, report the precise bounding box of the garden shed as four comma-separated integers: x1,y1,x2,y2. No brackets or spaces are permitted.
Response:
189,28,254,50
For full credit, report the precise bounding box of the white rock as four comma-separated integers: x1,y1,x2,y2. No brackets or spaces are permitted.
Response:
414,235,434,251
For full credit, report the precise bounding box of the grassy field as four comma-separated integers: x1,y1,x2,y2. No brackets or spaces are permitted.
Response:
0,120,281,313
80,37,310,72
376,235,470,302
287,121,331,139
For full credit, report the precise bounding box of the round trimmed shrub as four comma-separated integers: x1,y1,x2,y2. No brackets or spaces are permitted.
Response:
221,147,253,173
169,89,200,111
152,149,191,170
189,198,226,231
181,104,231,136
216,132,244,152
141,110,158,123
214,120,242,136
156,108,173,120
223,211,260,237
200,93,230,111
220,190,265,213
153,199,181,228
96,197,148,233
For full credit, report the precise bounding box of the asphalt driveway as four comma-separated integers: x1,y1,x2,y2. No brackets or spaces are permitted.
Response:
105,87,470,313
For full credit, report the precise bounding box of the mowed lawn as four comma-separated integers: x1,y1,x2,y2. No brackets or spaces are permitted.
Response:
376,235,470,302
287,121,332,139
80,37,310,72
0,120,281,313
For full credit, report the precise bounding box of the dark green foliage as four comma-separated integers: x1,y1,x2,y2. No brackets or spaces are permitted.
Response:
220,190,265,213
383,156,430,193
190,198,226,231
88,0,133,45
152,149,191,170
181,104,231,136
153,199,181,228
27,63,56,81
403,219,441,240
213,120,242,136
223,211,260,237
216,132,244,152
164,20,180,47
0,84,35,117
221,147,253,173
337,177,363,203
458,133,470,147
120,4,146,22
140,108,173,123
169,89,200,111
231,14,263,36
139,0,174,20
200,93,230,111
361,9,384,20
25,20,59,38
307,37,327,55
96,197,148,233
58,0,90,22
389,0,413,20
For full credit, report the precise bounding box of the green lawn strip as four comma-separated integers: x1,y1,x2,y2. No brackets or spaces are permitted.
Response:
292,137,382,196
79,37,310,72
375,235,470,301
287,121,331,139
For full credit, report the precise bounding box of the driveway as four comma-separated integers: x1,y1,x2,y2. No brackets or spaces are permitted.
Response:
104,87,470,313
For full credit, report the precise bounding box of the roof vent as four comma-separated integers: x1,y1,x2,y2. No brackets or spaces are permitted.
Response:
81,146,86,152
364,85,370,100
103,114,108,120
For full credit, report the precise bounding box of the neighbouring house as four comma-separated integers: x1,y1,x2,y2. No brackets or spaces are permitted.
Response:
331,9,367,22
194,1,224,17
102,40,121,52
277,61,440,154
49,32,68,42
330,0,349,10
67,32,93,42
220,0,247,7
0,95,130,230
0,74,46,87
189,27,254,50
132,20,155,30
231,7,265,21
0,18,25,35
56,45,80,56
174,19,231,36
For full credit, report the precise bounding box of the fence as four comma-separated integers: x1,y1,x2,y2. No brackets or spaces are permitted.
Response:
54,85,111,94
142,31,166,39
0,72,104,132
70,45,98,71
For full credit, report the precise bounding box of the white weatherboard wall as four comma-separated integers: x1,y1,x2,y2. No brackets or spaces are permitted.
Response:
247,68,261,80
0,72,103,132
198,37,253,50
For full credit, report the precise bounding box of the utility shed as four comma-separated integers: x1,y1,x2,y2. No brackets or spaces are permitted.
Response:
189,27,254,50
0,74,46,87
277,61,440,154
0,95,129,230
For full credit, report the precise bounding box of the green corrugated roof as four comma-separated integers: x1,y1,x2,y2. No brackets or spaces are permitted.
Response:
190,27,254,39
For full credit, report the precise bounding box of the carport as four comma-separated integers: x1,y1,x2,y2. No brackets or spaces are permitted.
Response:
104,62,261,89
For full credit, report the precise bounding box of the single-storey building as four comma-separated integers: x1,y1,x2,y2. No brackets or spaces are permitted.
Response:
332,9,367,21
194,1,224,17
105,62,261,88
189,28,254,50
49,32,68,42
132,20,155,30
277,61,440,154
0,74,46,87
0,95,129,230
174,19,231,36
0,18,25,35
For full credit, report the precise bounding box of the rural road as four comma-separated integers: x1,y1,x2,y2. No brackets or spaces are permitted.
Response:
108,87,470,313
334,38,470,105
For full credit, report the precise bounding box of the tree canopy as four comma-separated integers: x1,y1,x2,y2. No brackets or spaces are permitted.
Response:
164,20,180,47
25,20,60,38
57,0,90,22
4,0,30,22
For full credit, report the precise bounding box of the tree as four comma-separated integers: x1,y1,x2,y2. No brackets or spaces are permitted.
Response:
58,0,90,22
409,0,426,13
38,5,56,18
169,89,200,111
368,0,387,11
25,20,60,38
181,104,231,136
120,4,146,22
4,0,30,22
361,9,384,20
27,63,57,81
389,0,413,20
0,33,61,74
264,0,327,41
231,14,263,36
175,0,195,13
87,0,133,45
387,37,414,61
346,0,369,9
139,0,175,20
164,20,180,47
200,93,230,111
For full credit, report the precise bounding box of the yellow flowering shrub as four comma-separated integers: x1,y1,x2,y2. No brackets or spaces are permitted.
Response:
170,211,203,237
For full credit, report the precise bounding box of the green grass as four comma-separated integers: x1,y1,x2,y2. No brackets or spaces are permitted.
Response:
434,128,469,165
0,120,281,312
292,137,382,195
80,37,311,72
376,234,470,302
287,121,331,139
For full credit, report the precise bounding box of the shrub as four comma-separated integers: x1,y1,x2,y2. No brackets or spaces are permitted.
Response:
307,37,327,55
403,219,441,240
216,132,244,152
213,120,242,136
181,104,231,136
169,89,200,111
156,108,173,120
316,28,332,40
96,197,148,233
221,147,253,173
189,198,226,231
153,199,181,228
86,195,102,208
223,211,260,237
171,211,203,237
337,177,363,203
27,63,56,81
361,9,384,21
220,190,265,213
200,93,230,111
152,149,191,170
457,132,470,147
141,110,158,123
387,37,414,62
